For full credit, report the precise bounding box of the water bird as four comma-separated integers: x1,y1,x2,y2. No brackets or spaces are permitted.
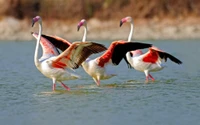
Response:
41,19,152,86
32,16,107,91
120,16,182,82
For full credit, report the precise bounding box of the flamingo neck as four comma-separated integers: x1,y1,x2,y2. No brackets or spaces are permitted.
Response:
82,25,87,42
81,24,89,68
34,21,42,67
126,20,135,66
128,21,134,42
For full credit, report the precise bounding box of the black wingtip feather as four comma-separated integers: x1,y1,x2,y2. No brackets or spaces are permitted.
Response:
158,51,182,65
41,34,70,52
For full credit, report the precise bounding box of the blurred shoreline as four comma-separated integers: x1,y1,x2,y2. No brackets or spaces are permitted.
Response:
0,16,200,41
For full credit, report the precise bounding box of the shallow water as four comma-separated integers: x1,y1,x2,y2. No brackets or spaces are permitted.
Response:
0,40,200,125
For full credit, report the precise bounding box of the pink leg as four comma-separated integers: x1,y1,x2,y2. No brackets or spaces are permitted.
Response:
149,74,155,81
93,78,100,86
96,80,100,86
145,76,149,83
60,82,70,91
52,83,56,91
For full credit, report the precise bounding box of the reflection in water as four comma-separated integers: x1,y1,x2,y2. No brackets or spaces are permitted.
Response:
40,89,99,95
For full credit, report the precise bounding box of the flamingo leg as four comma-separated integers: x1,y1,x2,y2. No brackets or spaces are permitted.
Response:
52,78,56,91
53,83,56,91
96,80,100,86
60,82,70,91
145,76,149,83
93,77,100,86
149,74,155,81
144,70,149,83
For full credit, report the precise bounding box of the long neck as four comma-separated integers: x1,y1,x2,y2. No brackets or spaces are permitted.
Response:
81,24,90,67
126,21,134,65
128,21,134,42
34,21,42,67
82,25,87,42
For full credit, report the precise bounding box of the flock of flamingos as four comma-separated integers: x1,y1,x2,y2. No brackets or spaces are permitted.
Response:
31,16,182,91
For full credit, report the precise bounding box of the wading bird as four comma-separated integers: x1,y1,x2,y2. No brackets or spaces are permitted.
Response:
32,16,107,91
120,16,182,82
41,19,152,86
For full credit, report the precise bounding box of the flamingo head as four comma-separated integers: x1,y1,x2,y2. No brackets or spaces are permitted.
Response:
32,16,41,27
120,16,133,27
77,19,87,31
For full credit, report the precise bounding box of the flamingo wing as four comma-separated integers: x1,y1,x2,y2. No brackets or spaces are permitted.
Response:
112,42,152,65
52,41,107,69
32,32,60,60
41,34,72,51
150,47,182,64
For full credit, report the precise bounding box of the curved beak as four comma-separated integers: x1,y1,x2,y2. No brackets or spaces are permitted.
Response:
77,25,80,31
32,19,35,27
120,20,123,27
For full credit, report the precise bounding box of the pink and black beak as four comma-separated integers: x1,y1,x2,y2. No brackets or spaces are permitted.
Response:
77,24,81,31
120,20,124,27
120,18,127,27
77,19,85,31
32,19,35,27
32,16,40,27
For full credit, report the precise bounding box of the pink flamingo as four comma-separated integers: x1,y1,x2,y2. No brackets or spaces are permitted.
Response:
120,16,182,82
31,16,107,91
40,19,152,86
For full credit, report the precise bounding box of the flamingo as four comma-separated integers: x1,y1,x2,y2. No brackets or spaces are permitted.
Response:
77,19,87,42
120,16,182,82
40,19,152,86
31,16,107,91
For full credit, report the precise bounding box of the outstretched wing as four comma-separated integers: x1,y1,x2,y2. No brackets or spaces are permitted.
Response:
112,42,152,65
71,41,107,66
51,41,107,69
41,34,71,51
150,47,182,64
32,32,60,60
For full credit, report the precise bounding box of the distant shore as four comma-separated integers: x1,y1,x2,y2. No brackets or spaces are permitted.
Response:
0,16,200,41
